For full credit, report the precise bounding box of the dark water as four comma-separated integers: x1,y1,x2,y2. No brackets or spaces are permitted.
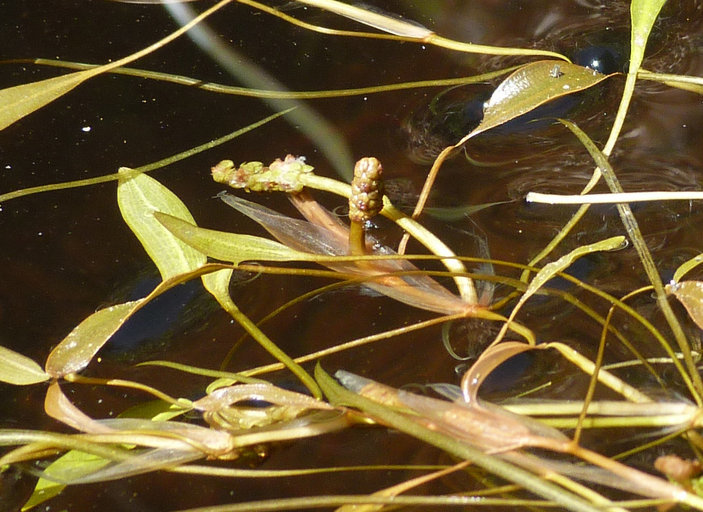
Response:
1,1,703,510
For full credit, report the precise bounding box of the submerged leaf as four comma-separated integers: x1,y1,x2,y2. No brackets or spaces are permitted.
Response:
523,236,625,302
22,450,111,511
461,342,537,403
468,60,611,140
118,169,206,280
668,281,703,331
0,346,49,385
221,193,473,315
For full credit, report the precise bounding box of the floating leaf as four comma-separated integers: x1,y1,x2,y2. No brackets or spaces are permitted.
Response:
45,301,142,377
154,212,315,264
668,281,703,331
673,254,703,283
0,346,49,385
45,268,213,377
118,169,206,280
630,0,668,72
411,61,612,219
0,70,96,131
1,0,232,132
467,60,611,140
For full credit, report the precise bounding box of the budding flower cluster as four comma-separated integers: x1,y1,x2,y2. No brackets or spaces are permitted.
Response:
349,157,383,224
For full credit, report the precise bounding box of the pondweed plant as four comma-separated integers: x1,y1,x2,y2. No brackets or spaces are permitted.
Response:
2,0,703,510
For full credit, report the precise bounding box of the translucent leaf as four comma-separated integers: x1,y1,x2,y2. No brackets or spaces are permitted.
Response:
461,342,537,403
0,346,49,385
668,281,703,331
45,300,143,377
118,169,206,280
223,193,472,315
154,212,315,264
467,60,611,140
0,70,94,131
192,383,333,413
44,382,114,434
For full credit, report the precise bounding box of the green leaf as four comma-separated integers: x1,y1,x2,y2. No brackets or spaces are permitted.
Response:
44,267,216,377
467,60,611,140
673,254,703,283
523,236,625,303
45,300,143,377
118,169,206,280
497,236,625,343
21,450,110,511
0,70,95,132
119,399,191,422
154,212,316,264
0,346,49,385
630,0,668,72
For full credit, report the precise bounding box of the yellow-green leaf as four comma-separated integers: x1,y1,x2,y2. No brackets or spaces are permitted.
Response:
44,267,216,377
467,60,611,140
523,236,625,302
45,300,143,377
668,281,703,331
0,70,94,132
0,346,49,385
630,0,668,72
118,169,206,280
21,450,111,511
673,254,703,283
1,0,233,132
154,212,316,264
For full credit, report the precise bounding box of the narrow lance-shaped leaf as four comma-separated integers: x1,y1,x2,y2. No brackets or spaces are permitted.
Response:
467,60,611,141
118,169,206,280
411,60,612,219
0,345,49,385
0,0,233,131
45,267,215,377
522,236,625,304
154,212,316,264
45,301,142,377
21,450,112,511
0,70,95,131
316,365,604,512
494,236,625,345
630,0,668,72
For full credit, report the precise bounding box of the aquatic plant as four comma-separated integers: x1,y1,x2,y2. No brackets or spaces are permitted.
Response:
2,1,703,511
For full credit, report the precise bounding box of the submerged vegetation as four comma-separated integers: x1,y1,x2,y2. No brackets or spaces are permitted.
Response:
2,0,703,510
